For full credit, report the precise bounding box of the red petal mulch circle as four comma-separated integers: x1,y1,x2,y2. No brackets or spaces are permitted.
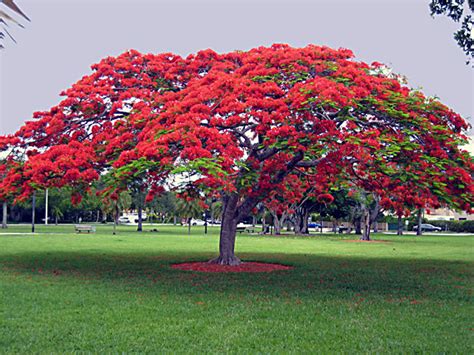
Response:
171,262,294,273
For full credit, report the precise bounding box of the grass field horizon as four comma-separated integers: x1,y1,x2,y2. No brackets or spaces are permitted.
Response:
1,225,472,352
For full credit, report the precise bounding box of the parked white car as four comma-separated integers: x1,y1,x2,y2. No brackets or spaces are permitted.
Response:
118,216,130,224
189,219,206,226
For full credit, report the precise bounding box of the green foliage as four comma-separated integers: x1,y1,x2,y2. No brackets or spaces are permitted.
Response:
146,191,179,223
175,199,203,220
172,157,227,178
430,0,474,64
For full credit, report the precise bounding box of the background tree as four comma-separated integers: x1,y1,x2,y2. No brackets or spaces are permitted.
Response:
430,0,474,64
100,190,131,235
147,191,178,224
264,174,309,235
317,190,351,233
175,196,204,235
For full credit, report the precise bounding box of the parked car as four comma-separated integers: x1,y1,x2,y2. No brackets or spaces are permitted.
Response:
308,222,322,229
118,216,130,224
189,219,206,226
207,220,221,225
336,225,349,233
413,223,442,232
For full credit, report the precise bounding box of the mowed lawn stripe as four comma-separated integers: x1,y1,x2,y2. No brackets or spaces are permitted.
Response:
0,225,472,353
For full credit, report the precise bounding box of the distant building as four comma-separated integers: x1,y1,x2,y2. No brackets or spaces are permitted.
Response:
426,208,474,221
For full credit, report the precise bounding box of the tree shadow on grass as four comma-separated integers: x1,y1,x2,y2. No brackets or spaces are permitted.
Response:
1,250,472,303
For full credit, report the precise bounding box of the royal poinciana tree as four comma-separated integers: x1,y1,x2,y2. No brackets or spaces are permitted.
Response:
0,44,472,264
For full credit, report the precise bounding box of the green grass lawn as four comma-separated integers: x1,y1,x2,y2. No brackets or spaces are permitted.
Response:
0,224,472,353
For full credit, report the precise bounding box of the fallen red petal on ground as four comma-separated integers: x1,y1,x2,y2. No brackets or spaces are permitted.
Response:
171,262,293,273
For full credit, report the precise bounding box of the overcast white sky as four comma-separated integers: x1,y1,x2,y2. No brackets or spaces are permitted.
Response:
0,0,473,136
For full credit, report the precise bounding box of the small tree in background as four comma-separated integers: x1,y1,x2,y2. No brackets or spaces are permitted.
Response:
430,0,474,64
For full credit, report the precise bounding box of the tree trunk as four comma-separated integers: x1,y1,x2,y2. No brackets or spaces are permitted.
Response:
397,215,403,235
294,206,309,234
137,205,143,232
209,194,240,265
270,210,287,235
320,210,323,234
273,214,281,235
44,189,49,225
173,216,177,225
416,208,423,236
302,208,309,234
2,202,7,229
369,195,380,234
113,203,119,235
293,209,301,234
354,217,362,235
187,217,191,235
373,222,378,233
55,214,58,226
31,192,36,233
136,190,145,232
360,208,371,241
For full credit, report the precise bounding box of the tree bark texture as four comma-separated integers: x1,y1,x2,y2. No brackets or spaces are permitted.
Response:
294,206,309,235
209,194,241,265
360,208,371,241
113,203,119,235
31,192,36,234
270,210,287,235
2,202,7,229
417,208,423,236
136,190,145,232
209,150,309,264
354,217,362,234
397,215,403,235
369,195,381,234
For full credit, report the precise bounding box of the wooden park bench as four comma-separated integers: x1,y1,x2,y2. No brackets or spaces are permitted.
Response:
245,226,255,233
74,225,96,234
236,225,256,234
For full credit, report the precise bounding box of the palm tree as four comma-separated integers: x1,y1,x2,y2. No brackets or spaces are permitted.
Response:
176,199,203,235
1,0,30,48
51,205,64,225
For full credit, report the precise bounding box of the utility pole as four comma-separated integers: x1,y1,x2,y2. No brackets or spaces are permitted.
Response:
32,191,36,233
45,188,49,225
